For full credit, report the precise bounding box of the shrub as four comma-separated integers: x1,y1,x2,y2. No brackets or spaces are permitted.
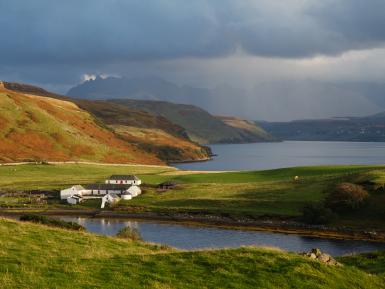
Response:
302,203,337,225
325,183,369,212
19,214,84,231
116,226,142,241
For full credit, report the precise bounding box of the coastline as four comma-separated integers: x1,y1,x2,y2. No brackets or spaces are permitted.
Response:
2,208,385,243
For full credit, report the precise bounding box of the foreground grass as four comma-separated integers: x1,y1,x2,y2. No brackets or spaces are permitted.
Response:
1,218,384,289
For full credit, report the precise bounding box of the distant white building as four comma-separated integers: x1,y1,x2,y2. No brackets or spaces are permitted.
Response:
105,175,141,186
60,175,142,206
60,182,141,206
66,195,83,205
60,185,89,200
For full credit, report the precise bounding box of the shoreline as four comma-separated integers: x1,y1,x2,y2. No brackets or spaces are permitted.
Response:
2,209,385,243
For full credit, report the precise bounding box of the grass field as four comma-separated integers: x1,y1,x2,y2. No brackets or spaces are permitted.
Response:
1,218,384,289
1,163,385,229
0,163,175,190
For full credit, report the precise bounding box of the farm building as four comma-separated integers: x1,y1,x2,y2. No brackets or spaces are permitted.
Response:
105,175,141,186
60,175,142,206
67,195,83,205
60,185,88,200
84,184,134,196
157,181,177,190
60,184,141,204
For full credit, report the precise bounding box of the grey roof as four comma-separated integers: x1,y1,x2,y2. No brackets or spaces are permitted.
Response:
85,184,131,190
73,185,85,190
107,175,139,181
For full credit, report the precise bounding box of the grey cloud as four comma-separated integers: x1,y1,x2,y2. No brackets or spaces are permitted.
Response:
1,0,385,67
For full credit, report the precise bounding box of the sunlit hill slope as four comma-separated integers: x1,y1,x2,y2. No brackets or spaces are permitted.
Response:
0,81,211,164
0,82,159,164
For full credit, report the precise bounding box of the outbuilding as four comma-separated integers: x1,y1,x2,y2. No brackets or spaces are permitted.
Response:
157,181,177,190
66,195,83,205
60,185,89,200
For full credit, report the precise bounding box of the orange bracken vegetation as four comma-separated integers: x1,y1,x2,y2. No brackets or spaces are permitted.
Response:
0,86,163,164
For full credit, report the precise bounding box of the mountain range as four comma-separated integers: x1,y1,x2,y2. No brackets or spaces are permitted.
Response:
67,76,385,121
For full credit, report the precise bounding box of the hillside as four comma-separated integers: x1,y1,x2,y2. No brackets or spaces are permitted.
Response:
1,218,384,289
72,99,211,162
110,99,273,144
0,82,163,164
66,77,274,144
1,82,211,163
260,113,385,142
217,116,276,142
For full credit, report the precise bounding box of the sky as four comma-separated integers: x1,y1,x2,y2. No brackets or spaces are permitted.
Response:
1,0,385,120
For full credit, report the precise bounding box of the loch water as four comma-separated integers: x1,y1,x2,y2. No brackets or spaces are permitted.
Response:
174,141,385,171
57,217,385,256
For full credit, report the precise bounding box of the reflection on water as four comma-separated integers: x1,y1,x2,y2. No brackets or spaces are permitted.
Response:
57,216,385,256
174,141,385,171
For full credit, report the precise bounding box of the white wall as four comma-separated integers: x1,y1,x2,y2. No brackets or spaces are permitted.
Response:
60,187,81,200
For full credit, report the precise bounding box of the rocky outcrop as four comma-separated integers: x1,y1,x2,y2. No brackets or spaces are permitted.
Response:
301,248,341,266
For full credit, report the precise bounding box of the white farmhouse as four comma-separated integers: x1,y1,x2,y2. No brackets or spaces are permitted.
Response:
60,184,141,204
105,175,141,186
60,185,89,200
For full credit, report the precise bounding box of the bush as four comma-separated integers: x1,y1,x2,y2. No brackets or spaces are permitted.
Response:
302,203,337,225
325,183,369,212
19,214,84,231
116,226,142,241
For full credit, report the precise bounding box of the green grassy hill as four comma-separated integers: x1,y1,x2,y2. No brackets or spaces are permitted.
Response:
1,218,384,289
110,99,274,144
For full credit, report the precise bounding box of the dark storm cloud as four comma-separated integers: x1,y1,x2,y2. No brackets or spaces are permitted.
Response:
1,0,385,66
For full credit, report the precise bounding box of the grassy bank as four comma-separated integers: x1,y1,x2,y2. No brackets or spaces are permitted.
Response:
0,218,384,289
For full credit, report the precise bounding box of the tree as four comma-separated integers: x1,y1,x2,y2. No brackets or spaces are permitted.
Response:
325,183,369,212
